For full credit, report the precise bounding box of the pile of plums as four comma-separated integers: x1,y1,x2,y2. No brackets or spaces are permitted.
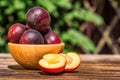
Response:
7,6,61,44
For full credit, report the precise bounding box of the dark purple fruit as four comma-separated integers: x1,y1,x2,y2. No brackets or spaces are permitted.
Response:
19,29,44,44
7,23,26,43
26,6,51,34
44,30,61,44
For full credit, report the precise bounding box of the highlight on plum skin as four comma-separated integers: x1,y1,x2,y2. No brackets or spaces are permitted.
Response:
26,6,51,34
7,23,26,43
19,29,44,44
44,29,61,44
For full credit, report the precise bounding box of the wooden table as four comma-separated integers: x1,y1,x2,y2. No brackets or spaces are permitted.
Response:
0,54,120,80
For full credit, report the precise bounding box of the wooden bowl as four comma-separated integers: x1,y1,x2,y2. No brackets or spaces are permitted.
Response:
8,42,65,69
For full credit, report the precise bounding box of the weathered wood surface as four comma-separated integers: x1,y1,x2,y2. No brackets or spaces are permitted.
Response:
0,54,120,80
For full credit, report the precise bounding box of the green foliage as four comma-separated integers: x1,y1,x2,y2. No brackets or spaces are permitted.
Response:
0,0,104,53
116,0,120,6
62,29,96,53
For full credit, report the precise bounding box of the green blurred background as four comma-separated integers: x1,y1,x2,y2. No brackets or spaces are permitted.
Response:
0,0,119,54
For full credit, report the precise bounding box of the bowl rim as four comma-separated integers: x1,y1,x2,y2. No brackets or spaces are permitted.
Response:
8,42,65,46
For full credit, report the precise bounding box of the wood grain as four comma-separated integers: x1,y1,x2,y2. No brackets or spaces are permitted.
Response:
0,54,120,80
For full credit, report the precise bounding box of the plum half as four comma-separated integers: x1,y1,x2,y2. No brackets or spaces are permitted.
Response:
26,6,51,34
19,29,44,44
7,23,26,43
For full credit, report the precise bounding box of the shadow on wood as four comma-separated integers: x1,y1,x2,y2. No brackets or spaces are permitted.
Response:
8,65,26,70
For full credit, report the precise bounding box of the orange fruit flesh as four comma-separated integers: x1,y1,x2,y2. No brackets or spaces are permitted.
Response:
60,53,73,65
43,54,59,64
60,52,81,72
39,54,66,68
66,52,81,69
66,55,73,65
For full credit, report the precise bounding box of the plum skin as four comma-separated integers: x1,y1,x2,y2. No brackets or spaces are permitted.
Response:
44,30,61,44
19,29,44,44
7,23,26,43
26,6,51,34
